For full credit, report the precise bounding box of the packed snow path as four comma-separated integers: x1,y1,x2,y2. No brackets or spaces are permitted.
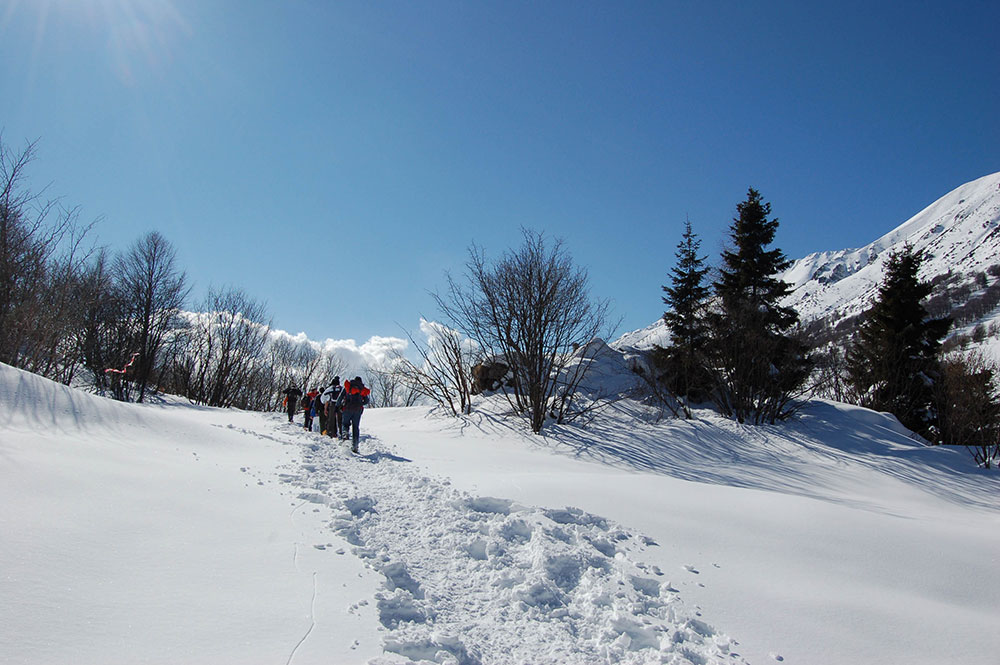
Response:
273,416,747,665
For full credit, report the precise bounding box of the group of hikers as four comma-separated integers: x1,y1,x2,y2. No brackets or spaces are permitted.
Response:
282,376,371,453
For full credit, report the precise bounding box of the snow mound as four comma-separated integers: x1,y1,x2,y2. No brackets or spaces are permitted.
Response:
0,360,155,434
567,338,644,397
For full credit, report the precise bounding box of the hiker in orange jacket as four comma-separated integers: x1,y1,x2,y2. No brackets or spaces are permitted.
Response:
335,376,370,453
302,388,320,431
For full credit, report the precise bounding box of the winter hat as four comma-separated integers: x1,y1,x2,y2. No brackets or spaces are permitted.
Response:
333,376,340,383
354,376,363,384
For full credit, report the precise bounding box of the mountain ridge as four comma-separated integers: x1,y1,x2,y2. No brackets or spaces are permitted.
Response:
779,171,1000,327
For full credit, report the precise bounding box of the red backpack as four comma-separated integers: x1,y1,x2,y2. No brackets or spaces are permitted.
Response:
343,380,370,409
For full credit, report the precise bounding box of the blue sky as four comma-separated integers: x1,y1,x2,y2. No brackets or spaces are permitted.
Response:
3,1,998,344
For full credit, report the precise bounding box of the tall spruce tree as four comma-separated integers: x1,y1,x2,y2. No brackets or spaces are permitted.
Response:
846,246,950,438
657,219,711,416
708,188,811,424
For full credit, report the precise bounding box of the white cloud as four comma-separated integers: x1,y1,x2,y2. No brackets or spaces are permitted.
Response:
319,335,409,372
418,318,480,354
267,327,410,378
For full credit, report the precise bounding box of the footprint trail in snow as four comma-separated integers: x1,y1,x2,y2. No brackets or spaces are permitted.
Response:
277,417,748,665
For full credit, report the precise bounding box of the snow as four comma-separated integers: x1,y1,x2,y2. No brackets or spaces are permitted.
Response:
779,171,1000,325
611,320,671,353
3,360,1000,665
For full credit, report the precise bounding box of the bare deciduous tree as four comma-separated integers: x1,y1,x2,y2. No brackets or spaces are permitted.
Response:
435,229,612,433
168,287,272,408
113,231,188,402
0,136,96,378
365,361,421,408
22,217,101,382
77,249,131,394
267,337,323,410
320,351,349,389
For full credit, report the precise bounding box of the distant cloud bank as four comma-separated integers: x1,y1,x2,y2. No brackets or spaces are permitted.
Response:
269,328,409,373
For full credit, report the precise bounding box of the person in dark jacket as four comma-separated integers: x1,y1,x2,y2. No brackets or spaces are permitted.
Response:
335,376,370,453
320,377,343,439
282,386,303,423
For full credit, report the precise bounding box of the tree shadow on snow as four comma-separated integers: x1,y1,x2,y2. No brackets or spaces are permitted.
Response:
541,398,1000,515
355,450,413,465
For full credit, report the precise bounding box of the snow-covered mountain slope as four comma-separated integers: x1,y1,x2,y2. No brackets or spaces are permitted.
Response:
780,171,1000,328
612,319,670,352
615,172,1000,356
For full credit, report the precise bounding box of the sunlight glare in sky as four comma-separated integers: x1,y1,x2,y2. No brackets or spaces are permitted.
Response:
8,0,189,85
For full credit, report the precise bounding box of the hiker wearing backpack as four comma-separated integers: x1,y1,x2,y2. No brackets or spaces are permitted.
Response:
311,388,323,430
336,376,370,453
315,381,330,435
282,386,303,423
320,377,343,438
302,388,320,431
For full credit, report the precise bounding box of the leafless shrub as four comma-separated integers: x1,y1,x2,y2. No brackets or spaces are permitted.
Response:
937,351,1000,468
392,319,479,416
809,344,851,402
632,359,684,421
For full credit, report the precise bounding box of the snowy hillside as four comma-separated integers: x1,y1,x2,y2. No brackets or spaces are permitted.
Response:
615,172,1000,358
3,361,1000,665
612,319,670,353
779,171,1000,329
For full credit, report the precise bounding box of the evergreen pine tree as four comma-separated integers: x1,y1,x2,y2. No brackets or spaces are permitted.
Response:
708,188,811,424
656,218,711,416
846,246,951,438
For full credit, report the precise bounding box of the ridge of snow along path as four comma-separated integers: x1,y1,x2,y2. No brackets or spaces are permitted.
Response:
274,416,747,665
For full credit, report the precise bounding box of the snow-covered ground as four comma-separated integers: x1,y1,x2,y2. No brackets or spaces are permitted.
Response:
2,361,999,665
